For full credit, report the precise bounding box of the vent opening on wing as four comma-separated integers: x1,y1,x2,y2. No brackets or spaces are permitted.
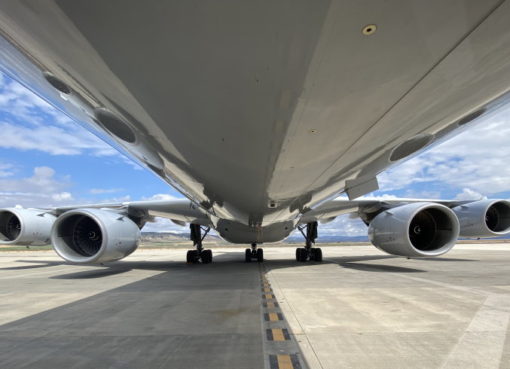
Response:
43,72,71,94
94,108,136,143
457,108,486,126
390,134,434,162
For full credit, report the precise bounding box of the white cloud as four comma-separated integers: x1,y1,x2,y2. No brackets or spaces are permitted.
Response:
0,74,148,173
454,188,486,201
0,73,124,158
0,166,73,208
378,156,432,191
357,194,399,200
142,218,188,232
321,215,367,236
142,193,181,201
0,121,117,156
0,78,61,125
100,195,132,203
89,188,124,195
0,166,69,194
290,214,367,238
51,192,73,201
379,107,510,196
0,163,14,178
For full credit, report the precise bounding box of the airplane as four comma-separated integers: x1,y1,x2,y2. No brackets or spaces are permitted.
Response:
1,1,510,265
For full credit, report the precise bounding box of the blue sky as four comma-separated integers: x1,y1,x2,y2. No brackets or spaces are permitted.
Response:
1,70,510,235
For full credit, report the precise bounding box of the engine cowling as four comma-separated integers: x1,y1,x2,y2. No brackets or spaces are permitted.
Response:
452,199,510,238
51,208,140,264
0,208,56,245
368,202,460,257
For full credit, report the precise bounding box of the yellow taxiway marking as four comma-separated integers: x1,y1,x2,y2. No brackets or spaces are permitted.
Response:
268,313,280,321
277,355,293,369
271,329,285,341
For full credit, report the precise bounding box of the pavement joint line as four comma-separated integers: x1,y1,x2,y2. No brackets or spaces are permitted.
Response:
394,272,490,296
265,263,324,369
439,294,510,369
259,264,308,369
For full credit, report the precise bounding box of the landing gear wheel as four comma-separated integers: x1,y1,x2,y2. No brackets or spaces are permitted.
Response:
245,248,252,262
315,248,323,262
201,249,213,264
296,248,307,262
311,248,323,262
188,224,211,265
186,250,199,263
256,248,264,262
297,221,320,262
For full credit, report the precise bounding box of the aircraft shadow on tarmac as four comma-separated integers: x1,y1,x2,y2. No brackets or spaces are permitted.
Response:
0,252,270,369
6,251,477,279
339,262,424,273
0,262,64,270
0,250,479,368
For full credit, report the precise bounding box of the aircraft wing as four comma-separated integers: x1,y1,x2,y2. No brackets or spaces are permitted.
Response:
299,198,474,224
50,199,213,227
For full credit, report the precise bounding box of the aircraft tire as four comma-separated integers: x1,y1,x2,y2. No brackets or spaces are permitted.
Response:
245,248,252,262
312,248,323,262
256,248,264,262
296,248,307,262
186,250,198,263
201,249,213,264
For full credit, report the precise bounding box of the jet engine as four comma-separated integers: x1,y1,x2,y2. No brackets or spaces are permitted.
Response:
0,208,56,245
51,208,140,264
368,202,459,257
452,199,510,237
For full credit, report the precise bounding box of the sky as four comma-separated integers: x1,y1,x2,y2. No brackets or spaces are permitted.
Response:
1,71,510,237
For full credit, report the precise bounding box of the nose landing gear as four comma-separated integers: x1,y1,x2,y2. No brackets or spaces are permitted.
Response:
245,243,264,262
296,221,322,262
186,224,212,264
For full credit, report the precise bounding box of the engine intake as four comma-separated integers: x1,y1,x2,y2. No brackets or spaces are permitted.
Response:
453,199,510,237
0,208,56,245
368,202,459,257
51,208,140,263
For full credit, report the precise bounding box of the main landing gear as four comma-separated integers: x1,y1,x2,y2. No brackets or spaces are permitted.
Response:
245,243,264,262
296,221,322,262
186,224,212,264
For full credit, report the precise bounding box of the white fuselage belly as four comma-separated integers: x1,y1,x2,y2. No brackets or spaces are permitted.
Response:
0,1,510,237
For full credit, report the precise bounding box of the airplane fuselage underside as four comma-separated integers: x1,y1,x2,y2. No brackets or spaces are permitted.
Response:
1,1,510,229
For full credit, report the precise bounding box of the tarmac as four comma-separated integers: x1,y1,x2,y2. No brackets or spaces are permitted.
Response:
1,243,510,369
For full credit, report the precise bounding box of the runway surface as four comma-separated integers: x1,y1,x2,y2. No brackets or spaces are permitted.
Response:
1,244,510,369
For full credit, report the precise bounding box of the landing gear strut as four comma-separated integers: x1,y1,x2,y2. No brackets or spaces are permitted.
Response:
245,243,264,262
186,224,212,264
296,221,322,262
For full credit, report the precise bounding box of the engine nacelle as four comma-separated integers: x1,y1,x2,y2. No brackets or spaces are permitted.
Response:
0,208,56,246
452,199,510,238
368,202,459,257
51,208,140,264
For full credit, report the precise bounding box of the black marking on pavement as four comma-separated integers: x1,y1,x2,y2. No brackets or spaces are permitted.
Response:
259,264,307,369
